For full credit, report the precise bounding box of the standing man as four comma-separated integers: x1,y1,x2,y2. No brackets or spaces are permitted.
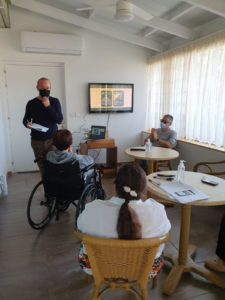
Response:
23,77,63,174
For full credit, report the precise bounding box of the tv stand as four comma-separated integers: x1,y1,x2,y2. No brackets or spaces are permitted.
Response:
80,138,117,177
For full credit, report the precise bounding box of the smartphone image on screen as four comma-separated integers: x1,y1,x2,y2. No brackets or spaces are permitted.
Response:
201,176,219,186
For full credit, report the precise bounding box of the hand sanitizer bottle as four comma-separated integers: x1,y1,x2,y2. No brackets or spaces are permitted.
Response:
145,138,152,153
177,160,185,182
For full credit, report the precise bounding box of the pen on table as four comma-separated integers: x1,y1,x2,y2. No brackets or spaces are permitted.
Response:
148,179,160,187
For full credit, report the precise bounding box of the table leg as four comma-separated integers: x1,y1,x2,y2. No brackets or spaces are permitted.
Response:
179,205,191,264
148,160,154,174
163,204,225,295
134,159,139,167
163,205,191,295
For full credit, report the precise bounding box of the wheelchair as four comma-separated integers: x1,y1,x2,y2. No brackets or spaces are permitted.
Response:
27,159,106,230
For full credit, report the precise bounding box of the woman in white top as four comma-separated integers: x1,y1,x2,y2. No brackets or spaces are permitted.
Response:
77,164,171,277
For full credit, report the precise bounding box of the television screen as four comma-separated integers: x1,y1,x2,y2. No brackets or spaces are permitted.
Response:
89,83,134,113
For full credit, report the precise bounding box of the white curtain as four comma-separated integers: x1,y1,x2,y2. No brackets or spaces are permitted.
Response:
146,32,225,148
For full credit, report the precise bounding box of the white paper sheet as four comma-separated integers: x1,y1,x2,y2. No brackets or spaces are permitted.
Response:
30,123,49,132
159,181,208,203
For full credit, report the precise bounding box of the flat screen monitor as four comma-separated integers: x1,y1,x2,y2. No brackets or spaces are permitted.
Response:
89,83,134,113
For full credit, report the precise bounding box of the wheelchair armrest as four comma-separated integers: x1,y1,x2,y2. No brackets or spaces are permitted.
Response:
80,163,95,174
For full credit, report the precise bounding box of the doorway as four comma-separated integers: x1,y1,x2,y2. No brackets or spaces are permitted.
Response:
5,62,66,172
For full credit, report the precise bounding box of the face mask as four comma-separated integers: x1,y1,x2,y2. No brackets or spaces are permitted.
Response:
160,122,167,129
39,89,50,97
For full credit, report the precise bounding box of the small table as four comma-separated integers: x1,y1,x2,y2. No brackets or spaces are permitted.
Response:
80,139,117,177
147,171,225,295
125,146,179,174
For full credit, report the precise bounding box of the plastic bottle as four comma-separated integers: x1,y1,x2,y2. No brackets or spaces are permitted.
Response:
177,160,185,182
145,138,152,153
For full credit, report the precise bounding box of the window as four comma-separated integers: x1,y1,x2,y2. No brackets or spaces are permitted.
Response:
146,33,225,148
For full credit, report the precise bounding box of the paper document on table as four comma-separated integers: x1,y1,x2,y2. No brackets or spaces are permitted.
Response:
30,123,49,132
159,181,208,203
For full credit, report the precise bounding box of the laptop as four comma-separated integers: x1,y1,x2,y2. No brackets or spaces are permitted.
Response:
89,125,106,140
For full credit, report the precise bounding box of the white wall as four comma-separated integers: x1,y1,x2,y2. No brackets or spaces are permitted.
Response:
0,63,8,195
0,6,149,172
0,66,7,175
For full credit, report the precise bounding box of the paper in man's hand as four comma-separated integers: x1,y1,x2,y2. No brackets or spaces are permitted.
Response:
30,123,49,132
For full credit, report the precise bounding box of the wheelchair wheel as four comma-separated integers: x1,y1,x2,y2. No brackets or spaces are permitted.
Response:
94,168,106,200
27,181,56,230
58,199,71,212
96,185,106,200
75,184,100,224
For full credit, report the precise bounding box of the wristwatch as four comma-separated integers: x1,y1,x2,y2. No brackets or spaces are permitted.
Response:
156,138,159,142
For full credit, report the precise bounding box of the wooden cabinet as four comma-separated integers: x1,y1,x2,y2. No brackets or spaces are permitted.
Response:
80,139,117,177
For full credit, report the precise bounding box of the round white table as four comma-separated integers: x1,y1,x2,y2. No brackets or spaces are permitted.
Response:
125,147,179,174
147,171,225,295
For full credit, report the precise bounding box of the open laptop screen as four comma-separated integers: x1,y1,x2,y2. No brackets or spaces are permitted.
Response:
90,126,106,140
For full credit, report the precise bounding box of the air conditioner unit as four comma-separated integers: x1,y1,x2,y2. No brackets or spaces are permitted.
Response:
21,32,83,55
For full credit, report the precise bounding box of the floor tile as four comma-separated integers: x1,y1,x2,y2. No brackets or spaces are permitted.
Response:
0,172,224,299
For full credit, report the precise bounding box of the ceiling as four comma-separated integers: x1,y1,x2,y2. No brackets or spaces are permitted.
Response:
0,0,10,27
6,0,225,55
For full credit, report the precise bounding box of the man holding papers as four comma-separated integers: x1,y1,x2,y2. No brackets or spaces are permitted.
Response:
23,77,63,174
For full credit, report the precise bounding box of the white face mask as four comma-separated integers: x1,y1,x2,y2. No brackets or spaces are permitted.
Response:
160,122,167,129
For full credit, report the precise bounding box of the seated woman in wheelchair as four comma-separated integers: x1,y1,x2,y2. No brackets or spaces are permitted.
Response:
45,129,95,204
46,129,94,171
27,129,104,230
77,164,171,279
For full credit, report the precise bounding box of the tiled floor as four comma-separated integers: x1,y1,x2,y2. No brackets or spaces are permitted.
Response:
0,172,225,300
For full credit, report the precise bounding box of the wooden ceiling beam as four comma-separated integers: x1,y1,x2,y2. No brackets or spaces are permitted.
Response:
0,0,10,28
184,0,225,18
136,15,194,40
140,2,194,38
11,0,163,52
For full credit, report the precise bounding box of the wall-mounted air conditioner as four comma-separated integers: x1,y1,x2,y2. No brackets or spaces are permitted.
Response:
21,31,83,55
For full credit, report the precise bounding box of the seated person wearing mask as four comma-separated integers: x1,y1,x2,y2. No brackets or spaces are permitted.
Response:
140,114,177,174
145,114,177,148
46,129,94,170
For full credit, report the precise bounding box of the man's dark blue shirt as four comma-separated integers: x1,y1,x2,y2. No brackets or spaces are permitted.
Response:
23,96,63,140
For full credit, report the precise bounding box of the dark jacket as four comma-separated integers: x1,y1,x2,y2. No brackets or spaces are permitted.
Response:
23,96,63,140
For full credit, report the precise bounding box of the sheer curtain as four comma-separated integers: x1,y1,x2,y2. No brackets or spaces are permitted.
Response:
146,32,225,148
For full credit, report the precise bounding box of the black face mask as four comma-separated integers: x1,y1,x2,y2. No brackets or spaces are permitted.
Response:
39,89,50,97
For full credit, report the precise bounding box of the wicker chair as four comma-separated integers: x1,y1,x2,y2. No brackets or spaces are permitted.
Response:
74,230,169,300
154,143,177,172
193,160,225,176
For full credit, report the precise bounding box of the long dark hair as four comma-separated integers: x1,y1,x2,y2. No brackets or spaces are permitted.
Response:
115,164,146,240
